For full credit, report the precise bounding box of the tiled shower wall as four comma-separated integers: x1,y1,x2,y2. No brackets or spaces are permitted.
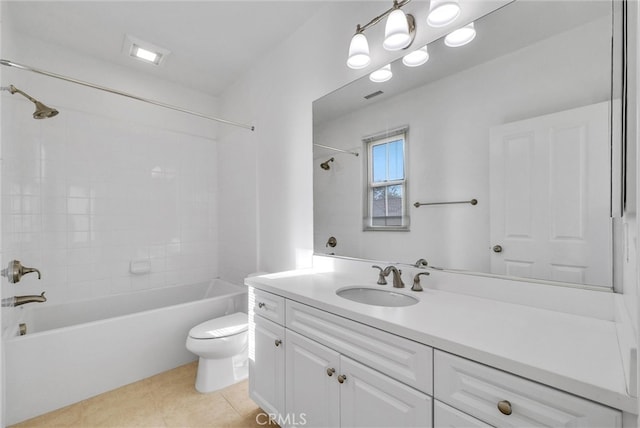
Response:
1,95,219,307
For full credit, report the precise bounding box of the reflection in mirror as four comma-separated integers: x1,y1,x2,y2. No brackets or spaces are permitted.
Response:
313,0,620,289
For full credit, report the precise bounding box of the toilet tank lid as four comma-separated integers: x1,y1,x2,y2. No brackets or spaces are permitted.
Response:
189,312,248,339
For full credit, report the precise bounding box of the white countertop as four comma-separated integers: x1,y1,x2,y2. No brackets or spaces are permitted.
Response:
245,268,638,414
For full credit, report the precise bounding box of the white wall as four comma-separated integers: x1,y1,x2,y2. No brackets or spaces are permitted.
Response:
0,19,223,332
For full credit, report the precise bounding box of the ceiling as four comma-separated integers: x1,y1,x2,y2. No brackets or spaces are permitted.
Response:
4,1,326,96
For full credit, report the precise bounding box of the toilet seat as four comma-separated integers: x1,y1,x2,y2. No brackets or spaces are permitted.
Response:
189,312,247,339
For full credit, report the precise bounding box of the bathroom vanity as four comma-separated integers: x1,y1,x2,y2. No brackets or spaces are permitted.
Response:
246,257,637,427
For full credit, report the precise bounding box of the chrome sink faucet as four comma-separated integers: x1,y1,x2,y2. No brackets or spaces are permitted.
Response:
383,266,404,288
371,265,387,285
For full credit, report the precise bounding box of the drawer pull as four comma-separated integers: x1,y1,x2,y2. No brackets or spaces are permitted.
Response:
274,339,282,347
337,374,347,384
258,302,266,308
497,400,512,415
326,368,335,377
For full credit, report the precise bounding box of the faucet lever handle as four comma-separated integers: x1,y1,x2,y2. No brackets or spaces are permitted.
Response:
412,272,430,292
2,260,42,283
371,265,387,285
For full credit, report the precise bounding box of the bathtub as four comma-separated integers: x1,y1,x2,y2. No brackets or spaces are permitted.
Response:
3,279,247,425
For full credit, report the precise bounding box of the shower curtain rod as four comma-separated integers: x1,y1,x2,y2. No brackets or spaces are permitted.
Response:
314,143,359,157
0,59,255,131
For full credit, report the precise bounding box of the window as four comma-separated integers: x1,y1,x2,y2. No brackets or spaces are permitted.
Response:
363,128,409,230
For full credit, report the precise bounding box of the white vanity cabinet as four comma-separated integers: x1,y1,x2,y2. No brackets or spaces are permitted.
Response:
285,299,433,427
248,288,286,421
286,328,432,428
249,287,433,428
248,285,625,428
433,350,622,427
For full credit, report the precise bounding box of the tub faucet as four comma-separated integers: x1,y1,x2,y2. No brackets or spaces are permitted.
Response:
383,266,404,288
2,292,46,307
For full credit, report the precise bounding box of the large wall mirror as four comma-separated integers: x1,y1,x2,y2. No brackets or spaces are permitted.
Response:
313,0,622,290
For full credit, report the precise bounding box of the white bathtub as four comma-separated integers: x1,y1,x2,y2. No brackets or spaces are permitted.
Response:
4,279,247,425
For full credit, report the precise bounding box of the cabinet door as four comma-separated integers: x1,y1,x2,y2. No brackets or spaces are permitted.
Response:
340,356,432,428
249,314,285,420
434,400,491,428
285,330,340,428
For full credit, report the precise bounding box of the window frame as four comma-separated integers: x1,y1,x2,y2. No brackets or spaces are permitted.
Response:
362,127,410,231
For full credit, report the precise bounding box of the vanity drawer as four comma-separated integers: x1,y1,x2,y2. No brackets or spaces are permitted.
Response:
286,300,432,394
250,287,285,325
434,350,622,427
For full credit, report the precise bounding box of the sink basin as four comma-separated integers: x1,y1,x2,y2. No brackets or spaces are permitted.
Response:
336,287,419,307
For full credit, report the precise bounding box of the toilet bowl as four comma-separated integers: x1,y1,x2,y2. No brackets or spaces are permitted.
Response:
185,312,248,393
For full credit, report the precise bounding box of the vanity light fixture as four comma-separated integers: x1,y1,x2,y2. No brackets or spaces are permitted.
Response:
402,45,429,67
444,22,476,47
427,0,461,28
347,0,415,69
369,64,393,83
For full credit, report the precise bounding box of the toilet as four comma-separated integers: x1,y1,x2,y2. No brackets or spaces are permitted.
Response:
185,312,249,393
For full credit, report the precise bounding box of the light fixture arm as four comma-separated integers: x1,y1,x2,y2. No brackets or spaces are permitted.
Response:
354,0,412,34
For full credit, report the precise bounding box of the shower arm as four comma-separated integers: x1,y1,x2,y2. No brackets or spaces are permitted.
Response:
2,85,37,103
0,59,255,131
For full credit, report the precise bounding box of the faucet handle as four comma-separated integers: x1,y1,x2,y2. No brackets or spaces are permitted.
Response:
412,272,430,292
371,265,387,285
2,260,42,284
414,258,428,268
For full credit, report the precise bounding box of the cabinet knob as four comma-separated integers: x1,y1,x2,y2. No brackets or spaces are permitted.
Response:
274,339,282,347
492,245,503,253
337,374,347,384
326,368,335,377
258,302,265,308
497,400,512,415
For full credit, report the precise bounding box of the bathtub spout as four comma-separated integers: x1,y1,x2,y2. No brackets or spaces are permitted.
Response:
2,292,46,307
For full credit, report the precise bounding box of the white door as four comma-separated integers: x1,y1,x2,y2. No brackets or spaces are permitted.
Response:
285,330,340,428
340,356,432,428
249,315,285,420
489,102,612,286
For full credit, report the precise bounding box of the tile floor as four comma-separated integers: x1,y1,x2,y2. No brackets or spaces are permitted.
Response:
11,362,279,428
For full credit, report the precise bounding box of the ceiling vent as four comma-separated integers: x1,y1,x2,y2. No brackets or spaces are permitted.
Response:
364,90,384,100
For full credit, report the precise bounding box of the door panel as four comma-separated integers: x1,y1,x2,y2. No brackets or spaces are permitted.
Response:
285,330,340,428
340,356,432,427
490,102,611,287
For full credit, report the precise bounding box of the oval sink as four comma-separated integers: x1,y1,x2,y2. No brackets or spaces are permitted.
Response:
336,287,419,307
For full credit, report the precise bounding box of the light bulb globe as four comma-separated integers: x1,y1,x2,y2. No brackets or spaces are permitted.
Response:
402,46,429,67
444,22,476,47
383,8,411,51
427,0,461,28
369,64,393,83
347,33,371,69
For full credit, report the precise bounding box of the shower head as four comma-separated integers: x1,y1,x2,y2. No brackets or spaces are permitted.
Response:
4,84,58,119
320,157,334,170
